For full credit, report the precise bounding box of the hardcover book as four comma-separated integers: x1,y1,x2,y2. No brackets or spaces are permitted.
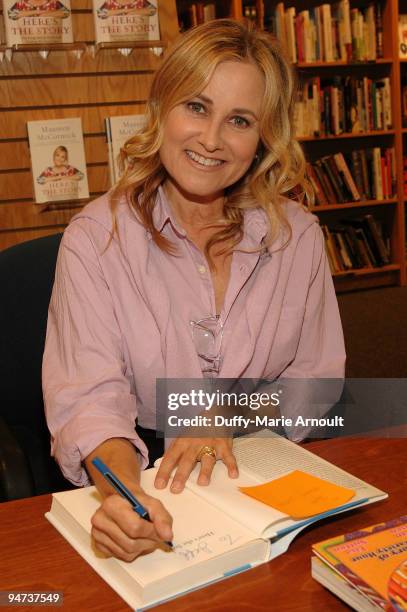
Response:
105,113,146,186
46,432,386,611
3,0,73,46
92,0,160,44
27,118,89,204
399,15,407,58
312,516,407,610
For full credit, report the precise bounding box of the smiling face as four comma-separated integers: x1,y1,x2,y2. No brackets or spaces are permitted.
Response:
159,60,265,209
53,148,68,167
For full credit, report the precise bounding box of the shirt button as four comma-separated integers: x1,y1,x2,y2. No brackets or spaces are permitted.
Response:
197,265,207,274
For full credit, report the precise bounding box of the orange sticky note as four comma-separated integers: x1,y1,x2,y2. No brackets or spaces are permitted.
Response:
239,470,355,519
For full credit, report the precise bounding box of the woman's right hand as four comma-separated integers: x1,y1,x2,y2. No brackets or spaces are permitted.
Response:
91,489,173,562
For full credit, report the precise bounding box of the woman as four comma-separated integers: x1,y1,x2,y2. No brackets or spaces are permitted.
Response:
37,146,84,184
43,19,345,562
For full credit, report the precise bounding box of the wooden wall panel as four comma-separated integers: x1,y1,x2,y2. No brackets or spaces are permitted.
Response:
1,73,155,108
0,1,179,250
0,103,147,139
0,48,163,77
0,226,69,250
0,201,78,229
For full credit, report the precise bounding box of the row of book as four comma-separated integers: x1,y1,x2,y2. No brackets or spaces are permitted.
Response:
28,115,144,204
295,76,392,138
1,0,160,48
307,148,396,206
322,214,391,274
273,1,384,64
178,2,216,30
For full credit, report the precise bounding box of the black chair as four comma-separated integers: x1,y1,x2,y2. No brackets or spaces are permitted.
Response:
0,233,72,501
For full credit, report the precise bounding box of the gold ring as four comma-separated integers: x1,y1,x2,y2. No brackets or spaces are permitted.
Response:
197,445,217,462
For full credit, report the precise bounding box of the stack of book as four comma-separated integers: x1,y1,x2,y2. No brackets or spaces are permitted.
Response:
312,516,407,611
273,1,383,64
307,148,396,205
295,76,392,138
322,215,391,274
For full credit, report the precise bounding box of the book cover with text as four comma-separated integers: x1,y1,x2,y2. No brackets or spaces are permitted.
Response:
313,516,407,610
92,0,160,44
27,118,89,204
105,113,146,185
3,0,73,46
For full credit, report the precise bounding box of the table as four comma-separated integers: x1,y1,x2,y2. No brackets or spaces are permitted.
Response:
1,437,406,611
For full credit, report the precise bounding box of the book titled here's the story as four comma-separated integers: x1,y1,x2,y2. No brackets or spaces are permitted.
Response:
27,118,89,204
3,0,74,46
46,431,387,611
92,0,160,44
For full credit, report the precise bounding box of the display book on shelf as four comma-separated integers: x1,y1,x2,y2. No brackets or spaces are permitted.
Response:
92,0,160,45
1,0,74,47
45,430,387,611
27,117,89,205
105,114,146,186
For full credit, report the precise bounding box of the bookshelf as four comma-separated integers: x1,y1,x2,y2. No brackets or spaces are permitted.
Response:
0,0,406,291
176,0,407,291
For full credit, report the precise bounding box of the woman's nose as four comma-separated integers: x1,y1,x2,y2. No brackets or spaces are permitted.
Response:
198,119,223,152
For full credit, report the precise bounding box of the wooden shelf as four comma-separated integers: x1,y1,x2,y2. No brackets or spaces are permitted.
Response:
6,43,88,53
297,58,393,68
333,264,401,292
93,40,167,50
333,264,400,278
311,199,398,212
299,130,395,142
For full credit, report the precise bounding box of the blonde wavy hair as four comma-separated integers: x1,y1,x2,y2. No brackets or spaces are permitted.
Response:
111,18,312,263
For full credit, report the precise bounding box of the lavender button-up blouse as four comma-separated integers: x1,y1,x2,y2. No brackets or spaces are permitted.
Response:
42,187,345,486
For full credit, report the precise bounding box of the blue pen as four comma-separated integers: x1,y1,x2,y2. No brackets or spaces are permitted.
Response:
92,457,173,548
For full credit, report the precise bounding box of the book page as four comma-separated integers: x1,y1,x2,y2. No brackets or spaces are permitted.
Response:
232,431,385,499
183,462,288,539
52,478,266,596
135,469,266,590
169,432,385,538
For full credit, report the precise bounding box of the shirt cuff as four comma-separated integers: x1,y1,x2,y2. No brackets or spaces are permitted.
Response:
50,398,149,486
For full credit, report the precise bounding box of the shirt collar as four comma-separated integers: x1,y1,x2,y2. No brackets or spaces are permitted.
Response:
152,184,269,247
152,185,186,237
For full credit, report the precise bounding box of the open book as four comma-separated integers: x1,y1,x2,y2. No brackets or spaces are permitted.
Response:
45,432,387,610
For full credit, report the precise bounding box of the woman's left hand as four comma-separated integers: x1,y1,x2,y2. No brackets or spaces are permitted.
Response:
154,437,239,493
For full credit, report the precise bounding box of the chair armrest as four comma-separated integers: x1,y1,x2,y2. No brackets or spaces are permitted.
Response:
0,417,35,501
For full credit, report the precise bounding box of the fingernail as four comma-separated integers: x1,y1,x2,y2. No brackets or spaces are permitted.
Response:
163,526,173,540
171,482,182,492
198,476,209,485
155,478,165,488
